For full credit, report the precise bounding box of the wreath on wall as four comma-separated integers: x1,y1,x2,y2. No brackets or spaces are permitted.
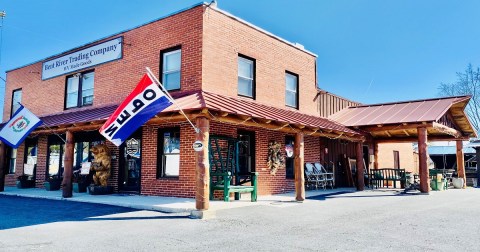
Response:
267,140,285,175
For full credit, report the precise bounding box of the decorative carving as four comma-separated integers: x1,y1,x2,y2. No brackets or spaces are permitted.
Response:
267,141,284,175
90,144,111,187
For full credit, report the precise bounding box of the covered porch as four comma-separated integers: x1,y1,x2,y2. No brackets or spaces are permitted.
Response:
330,95,477,193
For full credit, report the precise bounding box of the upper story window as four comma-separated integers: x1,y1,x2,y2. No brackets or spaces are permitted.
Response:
11,89,22,117
285,71,299,109
65,71,94,109
238,55,255,98
160,46,181,91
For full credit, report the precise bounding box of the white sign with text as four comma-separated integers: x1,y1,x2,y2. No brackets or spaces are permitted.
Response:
42,37,123,80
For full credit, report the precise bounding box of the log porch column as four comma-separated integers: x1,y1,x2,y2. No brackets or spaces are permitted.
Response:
356,142,365,191
456,140,466,188
374,141,379,169
0,141,6,192
417,127,429,193
294,132,305,201
62,131,74,198
195,116,210,210
476,147,480,188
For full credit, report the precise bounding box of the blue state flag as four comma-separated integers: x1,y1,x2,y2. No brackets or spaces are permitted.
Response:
0,104,43,148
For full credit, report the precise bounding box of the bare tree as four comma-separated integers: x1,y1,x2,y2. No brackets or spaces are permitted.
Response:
438,64,480,132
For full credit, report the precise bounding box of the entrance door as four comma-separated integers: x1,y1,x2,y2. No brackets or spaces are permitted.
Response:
237,130,255,175
119,132,142,193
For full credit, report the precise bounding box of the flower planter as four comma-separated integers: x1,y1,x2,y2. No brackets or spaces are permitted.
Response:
16,179,35,188
73,182,88,193
452,177,464,189
430,179,446,191
44,180,61,191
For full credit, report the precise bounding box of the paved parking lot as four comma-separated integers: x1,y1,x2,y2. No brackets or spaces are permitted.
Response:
0,189,479,251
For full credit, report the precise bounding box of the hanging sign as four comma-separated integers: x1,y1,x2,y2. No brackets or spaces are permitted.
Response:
42,37,123,80
285,144,294,158
193,141,204,152
126,138,140,156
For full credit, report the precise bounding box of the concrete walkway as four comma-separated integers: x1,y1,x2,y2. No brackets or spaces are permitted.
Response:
0,186,356,215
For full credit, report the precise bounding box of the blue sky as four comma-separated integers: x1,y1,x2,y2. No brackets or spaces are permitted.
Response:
1,0,479,116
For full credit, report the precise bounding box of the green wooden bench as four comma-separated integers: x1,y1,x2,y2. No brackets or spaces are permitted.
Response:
209,136,258,202
369,168,406,189
210,172,258,202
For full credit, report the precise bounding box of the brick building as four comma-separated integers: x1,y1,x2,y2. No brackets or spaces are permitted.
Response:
1,3,475,206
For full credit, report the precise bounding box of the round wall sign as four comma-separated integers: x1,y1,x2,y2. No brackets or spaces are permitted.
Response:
193,141,204,151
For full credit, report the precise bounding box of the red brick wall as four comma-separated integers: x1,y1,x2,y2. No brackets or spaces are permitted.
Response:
202,8,319,115
3,5,204,121
138,120,326,198
140,122,197,197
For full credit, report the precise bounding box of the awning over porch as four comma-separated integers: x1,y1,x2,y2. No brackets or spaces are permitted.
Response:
31,91,365,141
330,95,477,141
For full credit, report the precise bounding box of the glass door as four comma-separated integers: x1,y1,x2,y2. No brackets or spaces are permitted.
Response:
237,130,255,175
119,133,142,193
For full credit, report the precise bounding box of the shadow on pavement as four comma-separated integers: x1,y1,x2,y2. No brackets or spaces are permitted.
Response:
306,191,353,201
0,195,188,230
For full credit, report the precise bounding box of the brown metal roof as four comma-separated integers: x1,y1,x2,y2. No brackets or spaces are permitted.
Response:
330,96,469,126
29,91,361,138
166,91,361,136
329,95,476,139
38,104,118,129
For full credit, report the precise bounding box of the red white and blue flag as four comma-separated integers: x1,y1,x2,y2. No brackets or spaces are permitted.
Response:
0,104,42,148
100,73,173,146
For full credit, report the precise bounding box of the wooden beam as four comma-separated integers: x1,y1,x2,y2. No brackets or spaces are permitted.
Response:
195,116,210,211
432,122,462,138
374,135,470,143
146,113,188,124
385,131,392,137
418,127,429,193
0,141,5,192
62,131,74,198
362,122,434,132
220,112,229,117
456,140,466,188
356,142,365,191
294,132,305,201
403,130,410,136
33,124,105,135
214,115,365,141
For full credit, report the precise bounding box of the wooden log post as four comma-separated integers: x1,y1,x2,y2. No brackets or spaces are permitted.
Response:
417,127,429,193
456,140,466,188
476,147,480,188
195,116,210,210
294,132,305,201
356,142,365,191
62,131,74,198
374,141,379,169
0,141,6,192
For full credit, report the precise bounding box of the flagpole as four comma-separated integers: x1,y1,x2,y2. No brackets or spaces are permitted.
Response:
145,67,199,133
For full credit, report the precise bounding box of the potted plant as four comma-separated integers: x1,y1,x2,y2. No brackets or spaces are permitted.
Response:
44,175,62,191
16,174,35,188
72,170,88,193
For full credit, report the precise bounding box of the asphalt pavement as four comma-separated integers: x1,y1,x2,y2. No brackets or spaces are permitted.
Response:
1,188,479,251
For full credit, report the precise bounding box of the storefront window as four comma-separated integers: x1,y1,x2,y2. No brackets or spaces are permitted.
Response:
158,128,180,178
47,142,65,177
8,148,17,174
